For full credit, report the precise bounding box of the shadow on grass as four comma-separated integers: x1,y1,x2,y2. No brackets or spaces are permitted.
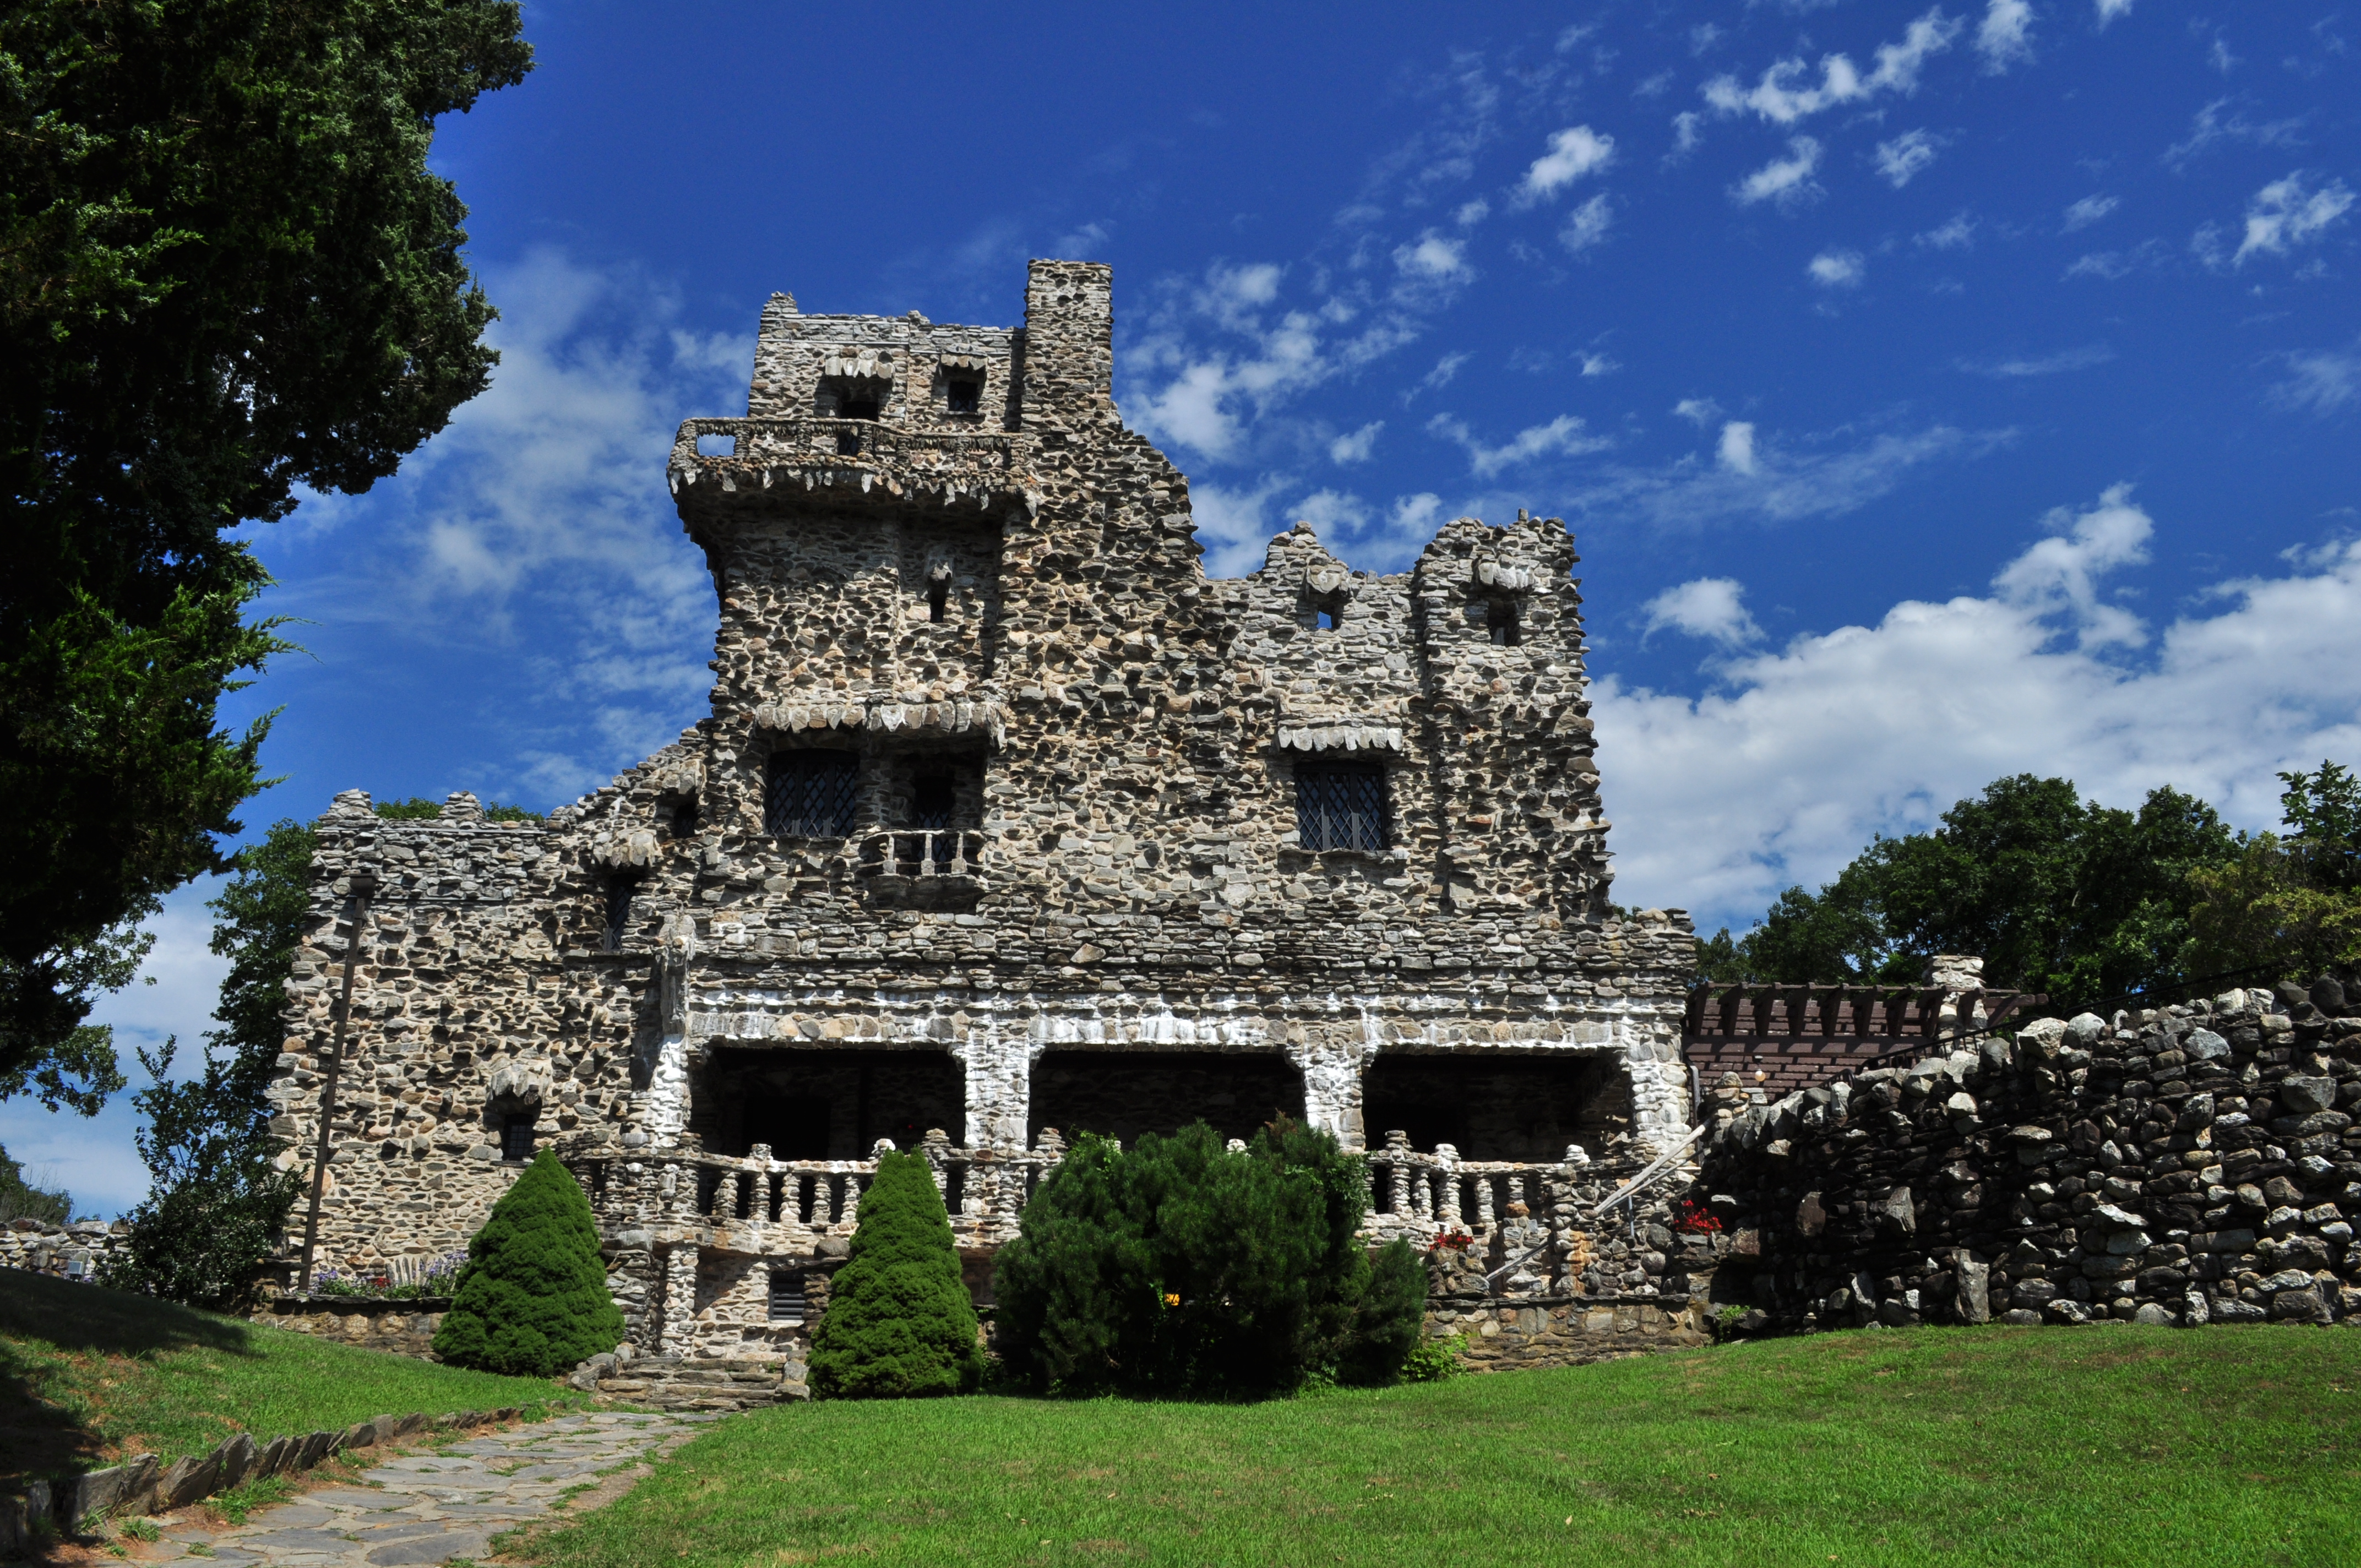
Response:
1,1270,256,1480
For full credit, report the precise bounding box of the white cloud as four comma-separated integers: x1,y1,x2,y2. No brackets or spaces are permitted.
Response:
1808,249,1866,287
1875,129,1941,187
2063,240,2165,279
1916,211,1978,249
1416,352,1471,394
2231,171,2355,265
1674,397,1723,426
1960,344,2117,376
1427,412,1612,478
1455,198,1491,227
1977,0,2036,72
1386,492,1447,544
1594,494,2361,933
1702,9,1962,123
1734,137,1824,207
1291,488,1373,540
1990,482,2153,649
1579,352,1621,377
2061,193,2120,231
2095,0,2133,24
1644,577,1764,647
1516,125,1617,204
1188,475,1293,575
1559,194,1616,253
1329,421,1384,463
1392,230,1473,285
2163,98,2305,169
1718,421,1759,473
1671,111,1705,159
2272,340,2361,415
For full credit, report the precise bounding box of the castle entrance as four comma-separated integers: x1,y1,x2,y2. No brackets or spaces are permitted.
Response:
694,1046,964,1159
1360,1052,1630,1161
1027,1050,1305,1149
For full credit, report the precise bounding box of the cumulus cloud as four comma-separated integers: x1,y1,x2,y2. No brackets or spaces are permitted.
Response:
1703,9,1962,123
2229,172,2355,265
1579,352,1621,377
1670,111,1705,159
1593,496,2361,931
1875,130,1941,187
1188,475,1294,575
1916,211,1978,249
1455,198,1491,227
1717,421,1758,473
1516,126,1617,204
1977,0,2036,71
1734,137,1825,207
1329,421,1384,463
1808,249,1866,287
2095,0,2133,24
1559,194,1616,253
1427,412,1613,478
2062,194,2120,231
1392,230,1474,285
1644,577,1764,647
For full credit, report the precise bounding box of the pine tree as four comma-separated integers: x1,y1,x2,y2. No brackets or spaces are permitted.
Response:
808,1150,983,1398
432,1150,623,1376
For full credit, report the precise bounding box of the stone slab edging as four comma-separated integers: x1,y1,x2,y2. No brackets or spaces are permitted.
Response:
0,1404,525,1554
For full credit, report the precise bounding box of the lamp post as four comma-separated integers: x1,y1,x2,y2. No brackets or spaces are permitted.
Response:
297,869,376,1294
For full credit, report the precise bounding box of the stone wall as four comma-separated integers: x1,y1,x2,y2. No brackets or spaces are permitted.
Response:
0,1218,127,1282
1698,977,2361,1331
254,1297,450,1357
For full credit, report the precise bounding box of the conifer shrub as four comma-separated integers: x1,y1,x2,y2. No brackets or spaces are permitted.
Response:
431,1149,623,1376
808,1149,985,1398
993,1119,1426,1396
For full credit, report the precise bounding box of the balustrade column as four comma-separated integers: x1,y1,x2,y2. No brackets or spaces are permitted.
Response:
1474,1173,1495,1231
1436,1144,1462,1227
810,1173,833,1228
1385,1130,1411,1216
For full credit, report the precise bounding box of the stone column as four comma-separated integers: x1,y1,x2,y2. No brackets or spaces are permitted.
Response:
956,1025,1032,1152
1288,1030,1369,1148
659,1245,698,1356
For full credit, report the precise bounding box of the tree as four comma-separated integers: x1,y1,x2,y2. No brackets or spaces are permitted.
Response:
808,1150,984,1398
432,1150,623,1376
2188,762,2361,980
1,0,534,1115
104,820,311,1306
992,1120,1424,1397
0,1142,71,1225
1699,776,2242,1008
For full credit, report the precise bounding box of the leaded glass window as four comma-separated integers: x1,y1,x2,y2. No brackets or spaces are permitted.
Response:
501,1112,536,1162
1295,761,1390,852
766,751,859,838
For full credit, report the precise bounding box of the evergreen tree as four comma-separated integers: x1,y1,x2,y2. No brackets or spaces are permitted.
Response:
809,1150,983,1398
104,820,309,1306
0,1142,70,1225
432,1150,623,1377
993,1120,1424,1397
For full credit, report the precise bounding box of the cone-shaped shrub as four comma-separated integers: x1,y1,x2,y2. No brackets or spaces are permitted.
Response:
431,1148,623,1376
993,1118,1426,1397
809,1150,984,1398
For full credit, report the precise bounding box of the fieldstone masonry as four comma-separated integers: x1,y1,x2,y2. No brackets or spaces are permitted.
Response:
266,260,1695,1372
1699,976,2361,1331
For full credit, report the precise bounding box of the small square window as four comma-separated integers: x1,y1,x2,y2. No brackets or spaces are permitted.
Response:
769,1276,808,1324
767,752,860,838
501,1112,536,1163
840,395,880,422
1487,602,1521,646
1315,608,1338,630
1296,761,1390,852
945,379,981,414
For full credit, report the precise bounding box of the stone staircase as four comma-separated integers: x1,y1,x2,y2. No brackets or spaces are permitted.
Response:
571,1351,809,1411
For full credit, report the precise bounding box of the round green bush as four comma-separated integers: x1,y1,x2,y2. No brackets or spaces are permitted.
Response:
808,1150,984,1398
431,1148,623,1376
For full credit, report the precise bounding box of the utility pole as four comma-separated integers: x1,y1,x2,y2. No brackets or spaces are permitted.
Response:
297,870,376,1294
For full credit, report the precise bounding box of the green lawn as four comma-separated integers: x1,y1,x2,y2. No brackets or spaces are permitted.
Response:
514,1326,2360,1568
0,1270,583,1480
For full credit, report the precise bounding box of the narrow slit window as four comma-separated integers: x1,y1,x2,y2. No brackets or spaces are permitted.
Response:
928,582,948,622
945,378,981,414
765,752,860,838
1487,602,1521,646
603,875,639,950
501,1112,537,1163
1296,761,1390,852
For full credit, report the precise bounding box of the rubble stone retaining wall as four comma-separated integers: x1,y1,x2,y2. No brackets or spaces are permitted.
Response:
254,1297,451,1357
1698,978,2361,1331
1,1218,128,1282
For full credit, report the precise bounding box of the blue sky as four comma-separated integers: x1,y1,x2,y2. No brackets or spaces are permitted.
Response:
13,0,2360,1215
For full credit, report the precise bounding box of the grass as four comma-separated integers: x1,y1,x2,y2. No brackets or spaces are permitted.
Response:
511,1326,2361,1568
0,1270,584,1479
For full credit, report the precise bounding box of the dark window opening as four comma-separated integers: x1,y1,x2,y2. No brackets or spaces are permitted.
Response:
744,1093,833,1160
1315,608,1338,630
662,792,700,839
704,1047,964,1160
840,395,880,422
765,751,859,838
501,1112,537,1163
603,875,640,951
945,379,981,414
928,582,948,623
769,1275,808,1324
1029,1051,1305,1150
1487,601,1521,646
834,429,863,456
910,775,956,832
1296,761,1390,852
1362,1055,1628,1161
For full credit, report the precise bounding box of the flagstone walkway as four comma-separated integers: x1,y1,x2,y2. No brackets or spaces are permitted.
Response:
126,1409,710,1565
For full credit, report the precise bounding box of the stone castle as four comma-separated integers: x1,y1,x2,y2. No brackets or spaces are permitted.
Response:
268,260,1701,1366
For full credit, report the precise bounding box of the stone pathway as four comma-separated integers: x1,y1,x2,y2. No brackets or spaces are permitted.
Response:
124,1410,708,1566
